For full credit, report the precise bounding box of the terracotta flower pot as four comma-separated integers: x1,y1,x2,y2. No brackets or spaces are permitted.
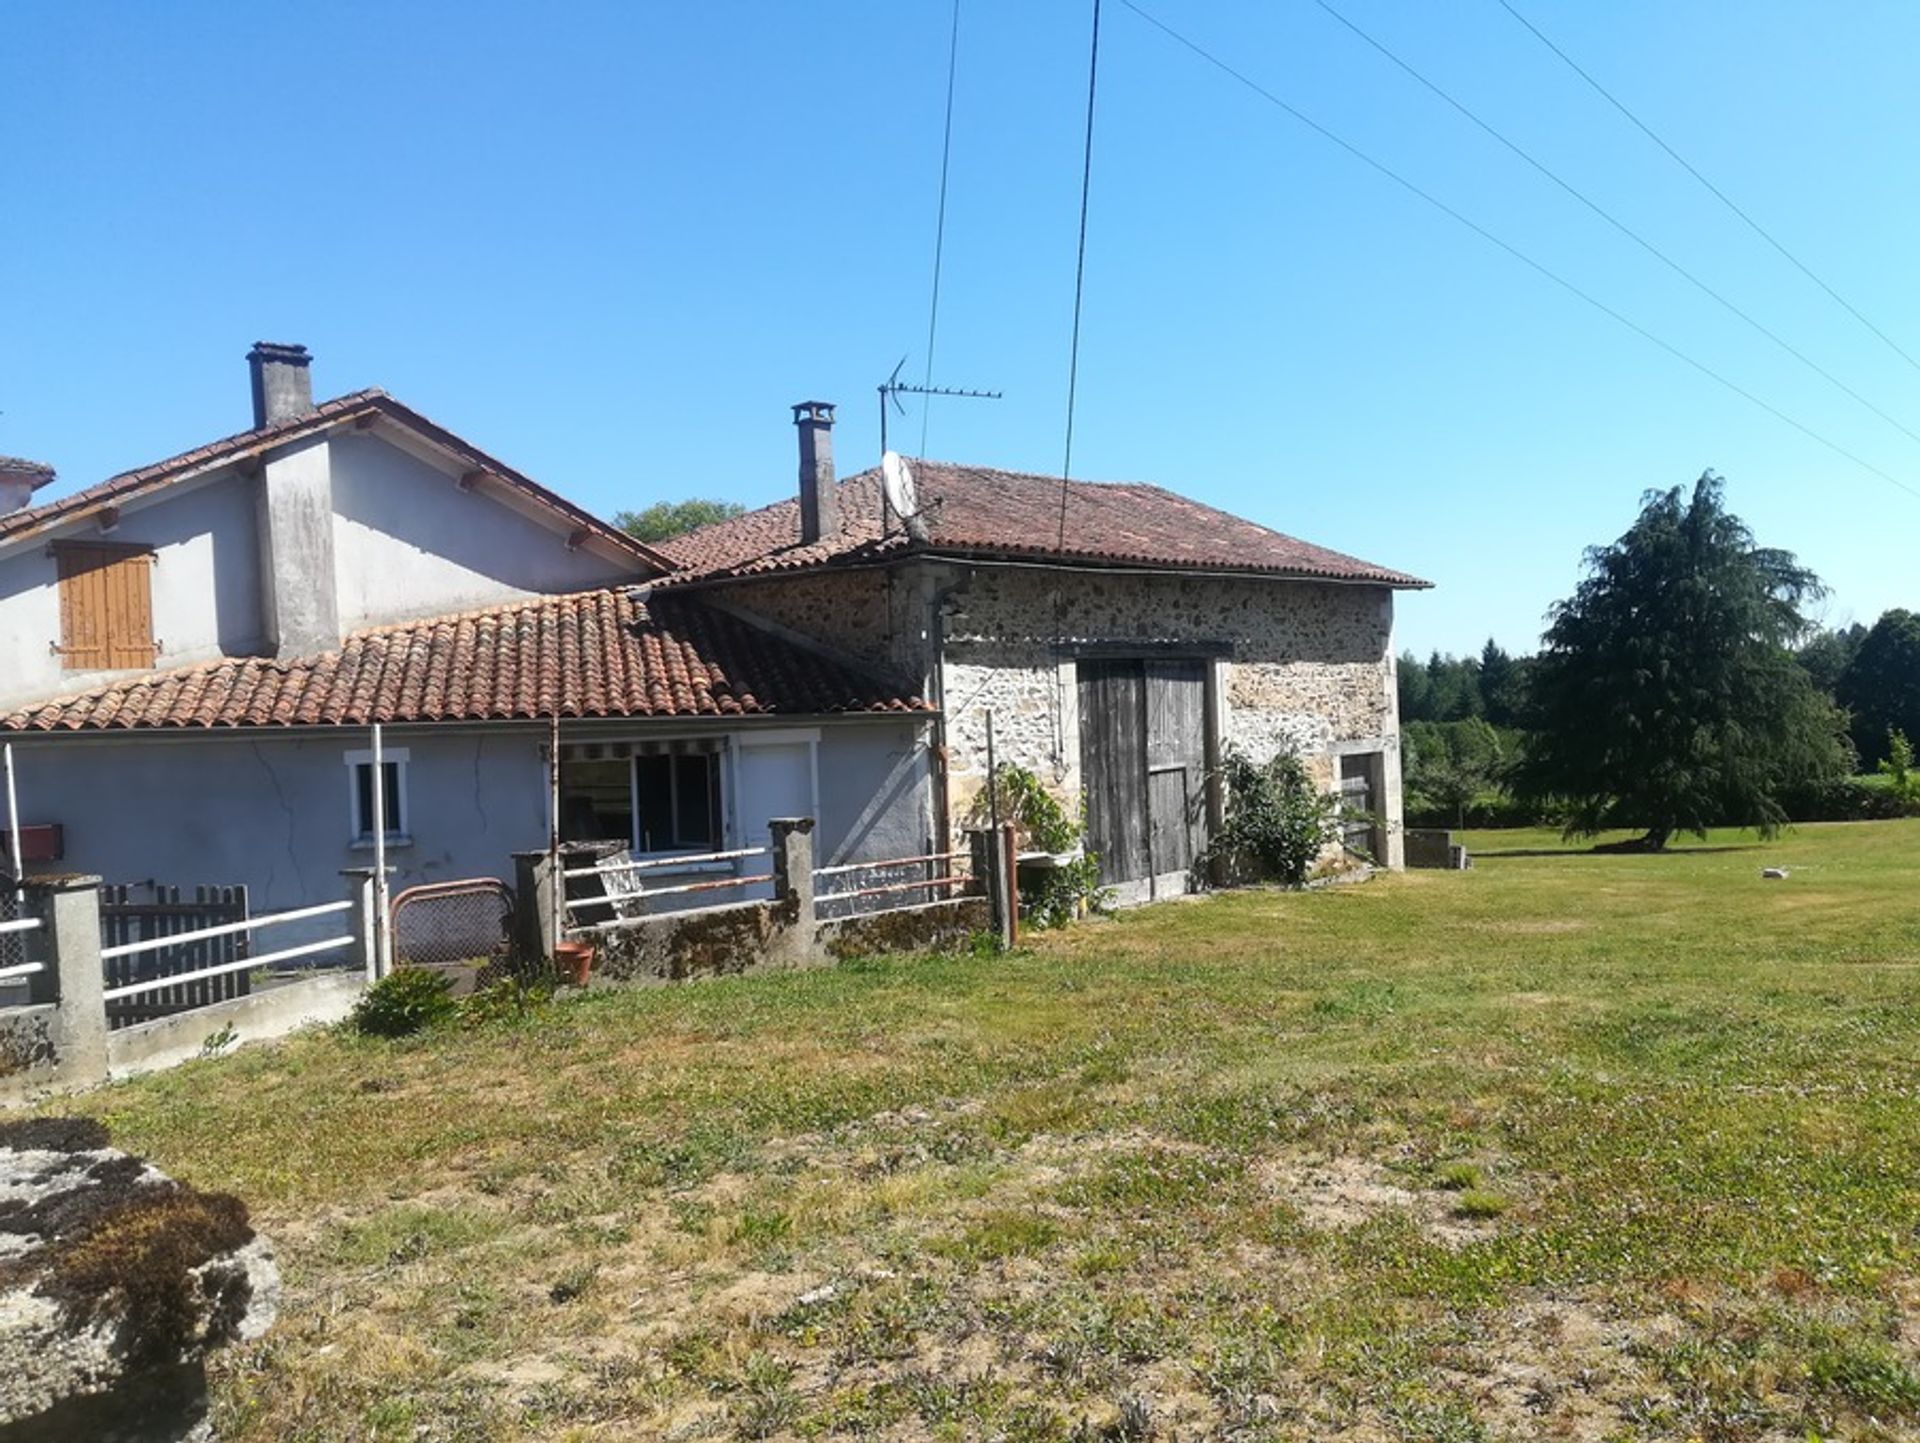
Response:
553,940,595,987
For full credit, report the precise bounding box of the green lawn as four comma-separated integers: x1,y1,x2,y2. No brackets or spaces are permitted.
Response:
67,820,1920,1441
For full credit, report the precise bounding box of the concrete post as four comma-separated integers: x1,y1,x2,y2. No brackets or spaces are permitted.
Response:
769,818,817,966
341,869,379,982
966,827,1016,950
512,850,560,966
26,875,108,1088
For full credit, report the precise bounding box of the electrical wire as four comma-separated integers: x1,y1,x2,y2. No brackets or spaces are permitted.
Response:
919,0,964,458
1059,0,1102,528
1116,0,1920,504
1495,0,1920,379
1310,0,1920,452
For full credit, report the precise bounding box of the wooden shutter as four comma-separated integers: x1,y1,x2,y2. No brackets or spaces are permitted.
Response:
54,543,157,670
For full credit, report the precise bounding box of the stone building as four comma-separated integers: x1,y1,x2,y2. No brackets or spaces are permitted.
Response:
658,404,1430,898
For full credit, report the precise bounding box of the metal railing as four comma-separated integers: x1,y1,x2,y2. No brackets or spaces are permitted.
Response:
0,915,44,992
563,846,773,936
98,898,356,1004
813,852,971,910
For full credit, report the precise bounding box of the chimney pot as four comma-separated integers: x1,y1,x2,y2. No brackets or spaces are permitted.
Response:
0,456,56,517
248,342,315,428
793,401,838,544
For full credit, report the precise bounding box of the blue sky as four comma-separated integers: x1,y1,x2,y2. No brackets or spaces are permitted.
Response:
5,1,1916,657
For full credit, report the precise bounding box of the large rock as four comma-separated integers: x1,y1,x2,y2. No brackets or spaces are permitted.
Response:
0,1117,276,1442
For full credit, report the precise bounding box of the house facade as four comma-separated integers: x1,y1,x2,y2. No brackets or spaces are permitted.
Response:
1,350,1423,931
661,405,1426,896
0,349,934,929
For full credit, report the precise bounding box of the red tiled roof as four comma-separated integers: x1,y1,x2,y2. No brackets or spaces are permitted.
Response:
0,590,927,732
657,461,1429,588
0,393,674,572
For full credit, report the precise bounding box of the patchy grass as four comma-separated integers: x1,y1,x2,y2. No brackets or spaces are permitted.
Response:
55,818,1920,1440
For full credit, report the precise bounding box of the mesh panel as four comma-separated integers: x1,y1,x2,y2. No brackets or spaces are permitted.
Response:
391,882,514,968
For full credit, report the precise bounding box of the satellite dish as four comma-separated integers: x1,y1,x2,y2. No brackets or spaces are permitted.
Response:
881,450,920,521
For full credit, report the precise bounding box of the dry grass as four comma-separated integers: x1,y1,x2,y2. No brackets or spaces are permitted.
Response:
52,819,1920,1440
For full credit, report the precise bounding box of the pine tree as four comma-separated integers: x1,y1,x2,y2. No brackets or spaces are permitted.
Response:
1517,473,1849,848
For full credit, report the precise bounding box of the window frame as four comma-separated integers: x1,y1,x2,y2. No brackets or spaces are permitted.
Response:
630,751,725,859
343,747,411,850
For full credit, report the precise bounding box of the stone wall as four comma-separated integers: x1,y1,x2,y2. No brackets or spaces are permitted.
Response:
716,561,1405,868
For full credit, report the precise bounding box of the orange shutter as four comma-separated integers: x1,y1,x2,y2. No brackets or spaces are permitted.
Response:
54,544,156,671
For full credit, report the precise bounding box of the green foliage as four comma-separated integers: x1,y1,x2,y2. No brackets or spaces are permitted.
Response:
612,497,747,543
1516,472,1851,848
1796,621,1867,694
1877,729,1920,805
351,966,458,1038
970,763,1103,928
1203,747,1342,886
1403,718,1511,827
1397,641,1533,726
456,974,554,1028
1838,609,1920,767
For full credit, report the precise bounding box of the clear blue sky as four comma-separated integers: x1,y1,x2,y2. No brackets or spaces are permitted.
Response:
5,1,1916,657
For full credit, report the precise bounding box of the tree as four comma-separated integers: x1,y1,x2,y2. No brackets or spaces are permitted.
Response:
614,498,746,543
1515,472,1849,849
1796,622,1866,696
1396,650,1434,722
1837,610,1920,768
1404,718,1506,827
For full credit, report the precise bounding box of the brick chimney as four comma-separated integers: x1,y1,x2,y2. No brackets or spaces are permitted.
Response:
248,342,314,428
793,401,838,544
0,457,55,517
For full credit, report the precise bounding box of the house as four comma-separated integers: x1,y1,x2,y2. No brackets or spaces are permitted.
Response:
658,403,1429,896
0,346,1425,936
0,347,936,931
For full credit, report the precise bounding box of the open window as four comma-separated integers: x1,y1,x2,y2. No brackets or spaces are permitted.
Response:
344,748,409,848
559,746,724,857
52,541,157,671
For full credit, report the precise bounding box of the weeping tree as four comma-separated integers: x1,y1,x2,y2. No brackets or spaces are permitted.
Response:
1517,472,1849,850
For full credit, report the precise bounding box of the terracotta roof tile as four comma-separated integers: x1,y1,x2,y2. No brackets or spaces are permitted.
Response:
657,460,1429,588
0,590,927,733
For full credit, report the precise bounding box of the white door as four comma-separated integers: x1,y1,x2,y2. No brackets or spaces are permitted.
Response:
733,737,817,901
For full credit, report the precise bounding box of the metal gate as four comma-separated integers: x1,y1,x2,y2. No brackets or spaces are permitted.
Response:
390,879,514,972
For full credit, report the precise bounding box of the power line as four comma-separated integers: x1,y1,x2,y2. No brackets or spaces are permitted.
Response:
1495,0,1920,379
1115,0,1920,504
1058,0,1102,548
1309,0,1920,453
919,0,964,458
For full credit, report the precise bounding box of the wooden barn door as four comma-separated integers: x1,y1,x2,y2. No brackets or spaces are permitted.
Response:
1078,658,1208,901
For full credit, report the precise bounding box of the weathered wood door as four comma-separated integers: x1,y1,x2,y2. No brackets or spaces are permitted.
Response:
1079,658,1208,899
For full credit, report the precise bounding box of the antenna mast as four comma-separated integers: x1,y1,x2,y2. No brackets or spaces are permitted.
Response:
877,357,1002,458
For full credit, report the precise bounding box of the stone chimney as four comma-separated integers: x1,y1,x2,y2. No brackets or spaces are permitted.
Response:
793,401,838,544
248,342,314,428
0,457,55,517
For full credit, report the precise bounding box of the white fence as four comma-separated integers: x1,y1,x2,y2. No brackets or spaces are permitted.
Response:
97,898,360,1005
561,846,773,937
0,915,45,995
812,851,971,913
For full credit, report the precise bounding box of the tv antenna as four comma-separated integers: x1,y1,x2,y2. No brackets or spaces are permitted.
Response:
877,356,1001,457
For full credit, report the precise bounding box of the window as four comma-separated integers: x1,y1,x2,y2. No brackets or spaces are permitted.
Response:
559,751,723,855
53,541,156,671
635,753,721,853
344,748,409,846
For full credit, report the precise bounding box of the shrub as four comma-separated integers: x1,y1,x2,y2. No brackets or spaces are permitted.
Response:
1203,747,1342,887
1878,729,1920,807
970,763,1104,928
351,966,458,1038
456,974,553,1028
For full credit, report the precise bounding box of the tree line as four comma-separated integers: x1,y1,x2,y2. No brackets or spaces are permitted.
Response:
1402,475,1920,844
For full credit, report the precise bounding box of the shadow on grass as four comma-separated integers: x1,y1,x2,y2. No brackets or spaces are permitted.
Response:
1473,844,1765,859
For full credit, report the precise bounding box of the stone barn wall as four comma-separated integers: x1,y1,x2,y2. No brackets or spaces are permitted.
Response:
715,563,1405,868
